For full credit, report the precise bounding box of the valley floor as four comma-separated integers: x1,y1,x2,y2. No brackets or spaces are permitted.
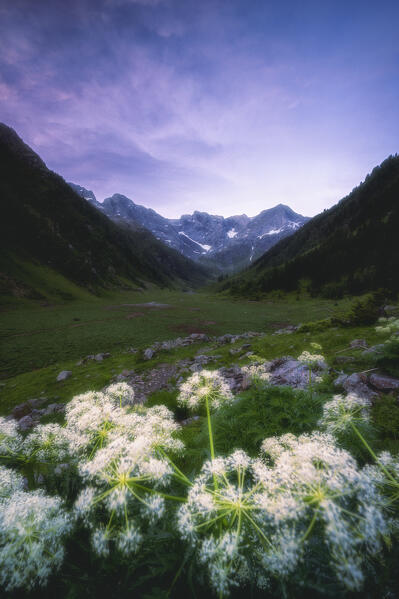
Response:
0,289,349,414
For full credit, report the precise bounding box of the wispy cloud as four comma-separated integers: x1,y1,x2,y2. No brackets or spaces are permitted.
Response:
1,0,398,217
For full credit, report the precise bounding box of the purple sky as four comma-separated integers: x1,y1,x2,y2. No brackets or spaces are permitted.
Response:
1,0,398,218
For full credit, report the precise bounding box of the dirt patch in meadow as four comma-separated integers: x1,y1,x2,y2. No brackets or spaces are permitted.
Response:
126,312,145,319
269,321,293,330
105,302,173,311
170,322,217,335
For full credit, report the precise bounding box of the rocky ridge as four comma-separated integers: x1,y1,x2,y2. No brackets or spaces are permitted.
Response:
68,183,309,272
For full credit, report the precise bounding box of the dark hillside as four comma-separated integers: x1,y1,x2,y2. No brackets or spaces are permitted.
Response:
221,155,399,297
0,124,208,298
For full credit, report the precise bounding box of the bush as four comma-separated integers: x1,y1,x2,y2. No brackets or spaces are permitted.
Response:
193,385,324,457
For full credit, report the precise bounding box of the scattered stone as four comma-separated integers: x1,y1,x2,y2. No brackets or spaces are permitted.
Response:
273,325,299,335
369,373,399,392
143,348,155,360
335,356,355,364
333,373,378,401
44,403,65,416
362,344,385,357
56,370,72,382
18,414,38,431
350,339,368,349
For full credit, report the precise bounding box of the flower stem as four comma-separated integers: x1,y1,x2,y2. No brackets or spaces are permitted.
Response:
205,393,218,490
350,422,398,486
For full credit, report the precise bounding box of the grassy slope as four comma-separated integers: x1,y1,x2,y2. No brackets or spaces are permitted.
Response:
220,154,399,297
0,288,386,418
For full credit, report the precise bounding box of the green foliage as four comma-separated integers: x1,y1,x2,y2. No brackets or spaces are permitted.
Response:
298,318,332,333
193,386,324,458
373,395,399,450
376,336,399,377
335,292,382,326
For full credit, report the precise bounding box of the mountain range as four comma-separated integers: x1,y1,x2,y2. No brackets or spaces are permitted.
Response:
0,124,208,300
68,184,309,272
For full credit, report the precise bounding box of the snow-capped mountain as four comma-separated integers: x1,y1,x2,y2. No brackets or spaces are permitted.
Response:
68,184,309,271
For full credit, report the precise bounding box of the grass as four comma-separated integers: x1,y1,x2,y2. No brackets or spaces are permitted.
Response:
0,289,350,414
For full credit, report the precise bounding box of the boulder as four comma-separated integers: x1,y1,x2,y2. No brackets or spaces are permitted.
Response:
350,339,368,349
17,414,38,431
56,370,72,382
334,373,378,400
369,373,399,392
143,348,155,360
362,344,385,357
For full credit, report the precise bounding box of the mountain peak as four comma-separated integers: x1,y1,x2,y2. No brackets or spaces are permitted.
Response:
0,123,47,170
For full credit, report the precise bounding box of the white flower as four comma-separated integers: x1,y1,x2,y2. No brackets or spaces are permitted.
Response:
375,317,399,334
297,350,326,368
318,394,371,435
0,465,24,500
258,431,388,590
105,383,135,407
0,490,73,590
21,423,76,463
177,370,234,411
116,526,142,555
0,417,22,457
241,364,271,384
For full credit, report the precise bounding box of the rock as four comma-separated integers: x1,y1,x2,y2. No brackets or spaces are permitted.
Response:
362,344,385,357
217,334,235,344
273,325,298,335
12,403,32,419
268,357,327,390
333,373,378,400
18,414,38,431
369,373,399,392
56,370,72,382
143,348,155,360
44,403,65,416
335,356,355,364
350,339,368,349
383,305,398,315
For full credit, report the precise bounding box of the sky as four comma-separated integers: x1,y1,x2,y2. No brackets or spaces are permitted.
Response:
1,0,398,218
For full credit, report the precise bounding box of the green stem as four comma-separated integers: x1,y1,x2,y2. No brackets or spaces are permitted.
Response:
157,447,192,486
301,509,318,542
131,482,187,502
350,422,398,486
205,393,218,490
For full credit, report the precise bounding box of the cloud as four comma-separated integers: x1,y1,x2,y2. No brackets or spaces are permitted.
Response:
1,0,398,218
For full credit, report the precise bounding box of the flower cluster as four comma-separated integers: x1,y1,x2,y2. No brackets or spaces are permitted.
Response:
21,423,75,463
318,393,372,435
74,403,183,557
260,432,388,590
177,370,234,411
0,489,73,590
375,316,399,335
105,382,135,407
241,363,271,385
0,417,22,458
178,450,271,595
298,350,325,367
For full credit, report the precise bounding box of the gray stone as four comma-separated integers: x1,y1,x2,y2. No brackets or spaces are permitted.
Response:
333,373,378,400
18,414,38,431
143,348,155,360
369,373,399,392
44,403,65,416
56,370,72,382
350,339,368,349
335,356,355,364
362,344,385,357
